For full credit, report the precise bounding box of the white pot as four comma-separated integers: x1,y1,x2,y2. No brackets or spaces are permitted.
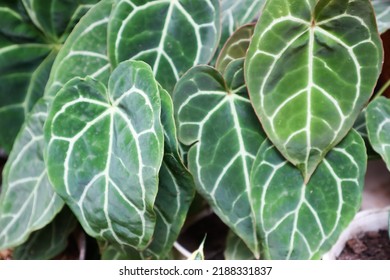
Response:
322,208,390,260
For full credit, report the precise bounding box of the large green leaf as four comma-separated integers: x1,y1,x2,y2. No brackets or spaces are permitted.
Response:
0,99,64,250
174,65,266,258
216,24,255,74
12,207,77,260
220,0,264,47
101,88,196,260
366,96,390,170
245,0,383,181
224,231,255,260
45,0,113,97
108,0,220,92
21,0,100,42
372,0,390,33
251,130,366,260
45,60,164,251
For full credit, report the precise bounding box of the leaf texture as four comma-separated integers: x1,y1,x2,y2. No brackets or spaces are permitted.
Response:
45,61,164,250
251,130,366,259
245,0,383,181
45,0,113,97
108,0,220,92
0,99,64,250
174,65,266,258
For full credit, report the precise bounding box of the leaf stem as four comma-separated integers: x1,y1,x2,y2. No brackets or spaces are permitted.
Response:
374,79,390,99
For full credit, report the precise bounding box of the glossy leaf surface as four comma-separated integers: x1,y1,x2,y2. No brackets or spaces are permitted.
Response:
366,96,390,170
0,99,64,250
246,0,383,181
45,61,164,250
174,65,266,258
251,130,366,259
108,0,220,92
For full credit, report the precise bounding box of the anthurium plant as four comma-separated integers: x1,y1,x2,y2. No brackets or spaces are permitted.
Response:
0,0,389,260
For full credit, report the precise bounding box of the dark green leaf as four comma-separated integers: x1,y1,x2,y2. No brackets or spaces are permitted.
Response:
174,65,266,258
45,60,164,251
45,0,113,97
0,99,64,250
251,130,366,259
108,0,220,92
245,0,383,181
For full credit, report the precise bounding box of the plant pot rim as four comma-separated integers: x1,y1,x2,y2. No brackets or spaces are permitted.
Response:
322,207,390,260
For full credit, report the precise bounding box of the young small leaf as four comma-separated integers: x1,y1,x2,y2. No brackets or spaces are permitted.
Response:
366,96,390,170
45,60,164,251
0,99,64,250
216,24,255,74
108,0,220,92
245,0,383,181
189,238,206,260
251,130,366,260
174,65,266,258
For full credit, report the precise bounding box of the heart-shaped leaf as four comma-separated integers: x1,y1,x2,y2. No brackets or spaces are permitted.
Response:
0,99,64,250
174,65,266,258
366,96,390,170
216,24,255,74
108,0,220,92
45,60,164,251
12,207,77,260
101,88,196,260
372,0,390,33
245,0,383,181
251,130,366,260
45,0,113,97
220,0,264,47
224,231,255,260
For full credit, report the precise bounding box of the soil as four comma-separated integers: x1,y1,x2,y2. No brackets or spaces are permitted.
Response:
337,230,390,260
